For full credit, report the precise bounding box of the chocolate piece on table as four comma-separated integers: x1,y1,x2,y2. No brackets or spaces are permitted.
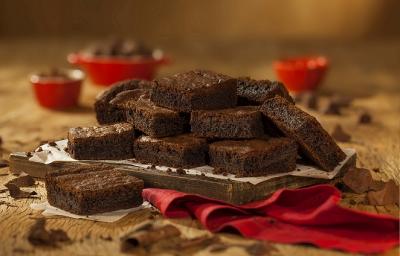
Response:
190,106,264,139
151,70,237,112
45,166,144,215
260,96,346,171
95,79,152,124
209,138,297,177
237,77,294,105
367,180,399,206
331,124,351,142
125,96,188,138
358,112,372,124
133,134,208,168
68,123,135,160
342,167,384,194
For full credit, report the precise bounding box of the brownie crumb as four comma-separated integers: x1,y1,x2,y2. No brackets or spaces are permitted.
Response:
0,159,9,169
176,168,186,175
37,147,43,152
5,175,35,187
372,168,380,173
150,164,156,169
320,100,341,115
200,173,206,176
64,147,68,152
6,183,37,199
222,172,228,176
26,152,33,157
28,218,71,247
358,112,372,124
331,125,351,142
48,141,57,147
166,168,173,174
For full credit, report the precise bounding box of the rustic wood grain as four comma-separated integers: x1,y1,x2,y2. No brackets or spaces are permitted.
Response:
0,39,399,256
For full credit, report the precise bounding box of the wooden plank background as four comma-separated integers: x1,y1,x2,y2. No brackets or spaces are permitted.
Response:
0,38,399,255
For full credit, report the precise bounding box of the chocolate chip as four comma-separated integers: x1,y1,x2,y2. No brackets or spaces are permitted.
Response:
176,168,186,175
26,152,33,157
37,147,43,152
358,112,372,124
150,164,156,169
166,168,172,174
331,125,351,142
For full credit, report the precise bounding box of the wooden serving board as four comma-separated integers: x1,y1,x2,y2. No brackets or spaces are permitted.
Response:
9,152,356,204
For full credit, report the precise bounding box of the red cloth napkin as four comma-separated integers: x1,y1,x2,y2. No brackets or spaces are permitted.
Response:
142,184,399,254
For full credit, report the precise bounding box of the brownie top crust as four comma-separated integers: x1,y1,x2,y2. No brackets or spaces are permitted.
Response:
137,134,206,146
69,123,133,139
128,97,179,114
96,79,153,103
210,138,295,155
155,70,234,91
109,89,150,108
237,77,294,104
193,106,259,116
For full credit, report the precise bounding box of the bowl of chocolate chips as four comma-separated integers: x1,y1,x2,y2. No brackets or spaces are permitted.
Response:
68,39,169,86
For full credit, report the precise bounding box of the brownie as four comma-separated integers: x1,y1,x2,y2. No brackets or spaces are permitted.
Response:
125,96,188,138
260,96,346,171
190,106,264,139
68,123,135,160
45,166,144,215
209,138,297,176
133,134,208,168
237,77,294,105
94,79,152,124
151,70,237,112
109,89,150,108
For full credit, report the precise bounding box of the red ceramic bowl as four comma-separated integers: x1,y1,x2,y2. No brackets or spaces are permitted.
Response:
67,51,169,86
30,69,84,110
274,56,329,92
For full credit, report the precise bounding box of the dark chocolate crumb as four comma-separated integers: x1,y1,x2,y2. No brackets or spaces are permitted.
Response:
150,164,156,169
201,173,206,176
176,168,186,175
296,168,301,171
5,183,37,199
64,147,68,152
166,168,173,174
37,147,43,152
358,112,372,124
26,152,33,157
0,159,9,168
331,125,351,142
320,99,341,115
222,172,228,176
48,141,57,147
372,168,380,173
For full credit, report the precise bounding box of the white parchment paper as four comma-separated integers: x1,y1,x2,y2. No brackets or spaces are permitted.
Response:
29,139,356,185
30,201,151,222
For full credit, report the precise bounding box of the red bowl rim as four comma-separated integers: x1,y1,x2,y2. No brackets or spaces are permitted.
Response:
30,69,85,85
68,51,169,66
274,56,328,71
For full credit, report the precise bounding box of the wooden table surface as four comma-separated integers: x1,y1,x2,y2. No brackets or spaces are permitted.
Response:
0,38,399,256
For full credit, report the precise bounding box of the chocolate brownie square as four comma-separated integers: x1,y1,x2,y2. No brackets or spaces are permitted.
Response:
109,89,150,108
95,79,152,124
260,96,346,171
125,97,188,138
133,134,208,168
190,106,264,139
45,165,143,215
151,70,237,112
237,77,294,105
68,123,135,160
209,138,297,176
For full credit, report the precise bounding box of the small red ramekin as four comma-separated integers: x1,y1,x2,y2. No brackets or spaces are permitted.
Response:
274,56,329,92
30,69,84,110
67,51,169,86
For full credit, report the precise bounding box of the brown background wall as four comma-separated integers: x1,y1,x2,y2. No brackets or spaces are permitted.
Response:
1,0,400,43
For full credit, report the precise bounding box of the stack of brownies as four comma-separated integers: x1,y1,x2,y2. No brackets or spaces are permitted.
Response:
68,70,346,176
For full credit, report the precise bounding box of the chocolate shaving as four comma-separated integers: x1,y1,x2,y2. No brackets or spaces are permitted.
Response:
367,180,399,206
5,183,37,199
342,167,385,194
5,175,35,187
176,168,186,175
331,125,351,142
121,224,181,252
28,218,71,247
0,159,9,169
358,112,372,124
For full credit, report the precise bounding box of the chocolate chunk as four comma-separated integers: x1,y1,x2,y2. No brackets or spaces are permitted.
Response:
5,175,35,187
358,112,372,124
342,167,385,194
331,125,351,142
26,152,33,157
120,224,180,252
367,180,399,206
0,159,9,168
176,168,186,175
5,183,37,199
28,219,71,247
